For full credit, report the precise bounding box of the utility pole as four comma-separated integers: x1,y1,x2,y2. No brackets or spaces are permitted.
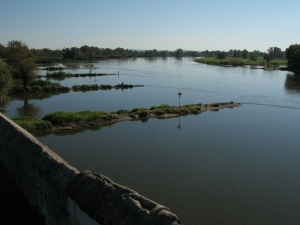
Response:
178,91,182,107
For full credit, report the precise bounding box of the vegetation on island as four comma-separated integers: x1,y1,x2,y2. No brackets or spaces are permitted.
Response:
9,79,143,95
12,102,241,135
44,71,115,81
195,46,288,69
195,57,286,69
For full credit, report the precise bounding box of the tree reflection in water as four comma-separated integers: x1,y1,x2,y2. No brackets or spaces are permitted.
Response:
284,73,300,94
17,96,41,118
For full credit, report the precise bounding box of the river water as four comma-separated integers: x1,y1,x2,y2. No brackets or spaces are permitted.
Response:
5,57,300,225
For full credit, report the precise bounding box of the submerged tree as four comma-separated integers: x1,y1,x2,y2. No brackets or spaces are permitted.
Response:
6,40,37,92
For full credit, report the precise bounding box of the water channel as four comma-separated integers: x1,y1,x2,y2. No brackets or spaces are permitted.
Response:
4,57,300,225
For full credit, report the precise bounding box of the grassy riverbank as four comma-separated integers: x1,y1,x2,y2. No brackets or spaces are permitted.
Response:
194,57,287,68
12,102,241,135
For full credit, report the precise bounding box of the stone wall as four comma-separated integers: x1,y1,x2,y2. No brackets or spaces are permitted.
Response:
0,113,182,225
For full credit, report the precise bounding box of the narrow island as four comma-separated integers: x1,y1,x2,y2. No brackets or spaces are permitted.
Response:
194,57,287,70
9,80,143,95
42,71,117,80
12,102,241,135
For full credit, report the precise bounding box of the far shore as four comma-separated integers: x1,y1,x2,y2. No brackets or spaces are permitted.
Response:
194,57,287,70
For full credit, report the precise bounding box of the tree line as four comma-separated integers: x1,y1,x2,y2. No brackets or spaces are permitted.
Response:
0,41,289,64
0,44,189,63
214,47,286,62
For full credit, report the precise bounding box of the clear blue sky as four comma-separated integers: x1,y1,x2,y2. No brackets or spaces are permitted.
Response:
1,0,299,52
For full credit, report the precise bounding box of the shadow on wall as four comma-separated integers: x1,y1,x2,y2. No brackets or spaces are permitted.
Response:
0,113,182,225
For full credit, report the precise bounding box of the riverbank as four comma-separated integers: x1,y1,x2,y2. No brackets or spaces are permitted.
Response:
194,57,287,69
12,102,241,135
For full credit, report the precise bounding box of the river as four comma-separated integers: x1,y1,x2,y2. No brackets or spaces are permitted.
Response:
4,57,300,225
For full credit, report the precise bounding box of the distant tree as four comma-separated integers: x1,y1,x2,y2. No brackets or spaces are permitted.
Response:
267,47,275,60
6,40,37,92
216,51,226,59
63,47,81,59
249,51,258,61
233,49,241,57
241,49,249,59
161,50,169,57
273,47,283,58
264,53,271,62
175,48,184,57
285,44,300,70
190,51,198,57
266,47,283,61
0,60,12,112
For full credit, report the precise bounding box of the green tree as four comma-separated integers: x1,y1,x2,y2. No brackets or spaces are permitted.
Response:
267,46,283,60
249,51,258,61
241,49,249,59
161,50,169,57
0,60,12,112
6,40,37,92
216,51,226,59
233,49,241,57
285,44,300,70
175,48,184,57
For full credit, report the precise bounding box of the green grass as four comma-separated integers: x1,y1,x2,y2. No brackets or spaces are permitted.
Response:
195,57,287,67
12,117,52,133
13,102,240,134
42,110,113,125
72,84,99,91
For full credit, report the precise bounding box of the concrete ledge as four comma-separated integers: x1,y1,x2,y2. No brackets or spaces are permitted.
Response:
67,170,181,225
0,113,182,225
0,113,80,224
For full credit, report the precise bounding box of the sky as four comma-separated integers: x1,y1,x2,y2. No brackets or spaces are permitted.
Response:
0,0,299,52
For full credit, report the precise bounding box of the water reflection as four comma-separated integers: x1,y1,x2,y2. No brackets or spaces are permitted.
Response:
12,91,68,101
284,73,300,94
63,63,80,70
177,116,182,129
16,96,41,118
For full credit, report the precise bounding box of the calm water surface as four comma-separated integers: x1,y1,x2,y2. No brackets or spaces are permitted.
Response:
5,58,300,225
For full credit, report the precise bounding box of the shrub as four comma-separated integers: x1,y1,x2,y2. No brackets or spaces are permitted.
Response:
154,110,166,116
131,107,148,112
156,104,170,109
138,111,148,118
117,109,129,114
